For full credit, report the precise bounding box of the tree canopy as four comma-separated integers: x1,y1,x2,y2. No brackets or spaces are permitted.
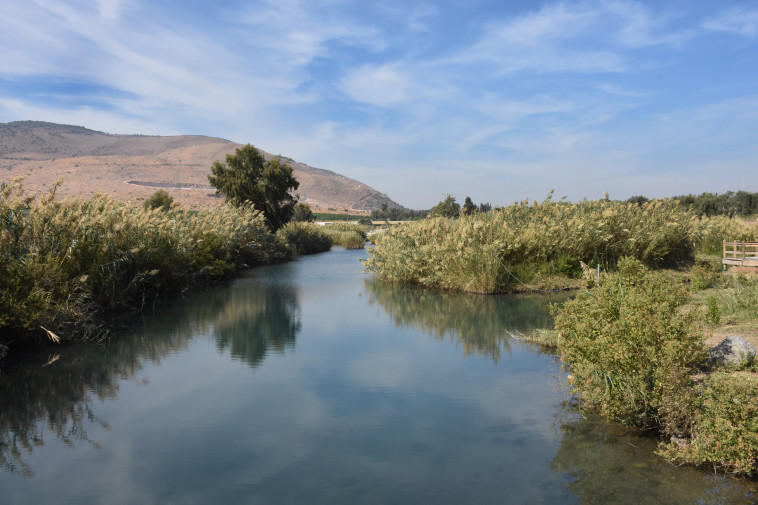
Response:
292,202,315,222
208,144,300,230
430,195,460,218
462,196,477,215
143,189,174,211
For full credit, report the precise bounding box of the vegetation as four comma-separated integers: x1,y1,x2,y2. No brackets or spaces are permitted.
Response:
291,202,315,222
676,190,758,217
276,222,332,255
0,179,291,349
551,258,758,476
553,258,705,432
320,222,367,249
313,212,364,222
660,372,758,476
365,195,696,293
208,144,299,231
461,196,477,216
629,190,758,217
430,194,461,218
370,203,427,222
143,189,174,211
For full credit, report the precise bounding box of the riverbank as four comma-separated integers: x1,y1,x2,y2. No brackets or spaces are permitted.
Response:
0,180,356,353
364,200,758,478
520,259,758,478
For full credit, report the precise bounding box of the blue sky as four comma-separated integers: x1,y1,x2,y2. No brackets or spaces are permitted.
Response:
1,0,757,208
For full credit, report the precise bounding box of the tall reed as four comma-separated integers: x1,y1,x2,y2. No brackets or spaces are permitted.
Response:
0,180,289,346
364,195,697,293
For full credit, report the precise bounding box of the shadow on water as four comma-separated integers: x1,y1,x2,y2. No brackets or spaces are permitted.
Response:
0,271,301,477
364,277,569,362
552,406,758,504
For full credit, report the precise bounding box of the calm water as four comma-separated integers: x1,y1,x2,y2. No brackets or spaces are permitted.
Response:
1,248,756,504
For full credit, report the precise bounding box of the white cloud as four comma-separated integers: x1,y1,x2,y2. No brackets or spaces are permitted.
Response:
703,7,758,38
340,64,412,106
447,1,689,74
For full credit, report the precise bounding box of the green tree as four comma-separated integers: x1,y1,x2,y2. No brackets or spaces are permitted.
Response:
292,202,315,222
430,195,460,218
208,145,299,231
462,196,477,215
478,202,492,213
143,189,174,211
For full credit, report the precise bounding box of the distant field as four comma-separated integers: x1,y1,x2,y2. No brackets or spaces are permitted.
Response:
314,212,364,221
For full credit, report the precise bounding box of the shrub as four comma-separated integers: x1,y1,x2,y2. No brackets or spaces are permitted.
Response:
277,222,332,255
291,202,315,222
661,373,758,476
689,257,722,291
142,189,174,211
552,257,706,431
705,295,721,325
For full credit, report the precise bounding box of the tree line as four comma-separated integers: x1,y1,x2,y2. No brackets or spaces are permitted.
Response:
628,190,758,217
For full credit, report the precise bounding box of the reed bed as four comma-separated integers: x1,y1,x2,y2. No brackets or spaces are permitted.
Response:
692,215,758,254
321,222,368,249
277,222,332,255
364,195,697,293
0,180,289,346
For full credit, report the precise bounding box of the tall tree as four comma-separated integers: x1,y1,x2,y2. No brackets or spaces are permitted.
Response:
208,144,299,231
462,196,477,215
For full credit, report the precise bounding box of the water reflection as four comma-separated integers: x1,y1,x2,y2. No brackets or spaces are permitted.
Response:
553,407,758,504
364,277,565,362
0,272,301,476
211,281,300,367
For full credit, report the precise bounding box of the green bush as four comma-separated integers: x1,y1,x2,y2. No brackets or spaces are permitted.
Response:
142,189,174,211
661,373,758,476
552,257,706,431
689,257,722,291
705,295,721,325
276,222,332,255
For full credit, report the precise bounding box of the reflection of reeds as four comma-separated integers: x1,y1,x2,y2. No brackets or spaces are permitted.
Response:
0,268,301,477
364,277,564,362
364,196,737,294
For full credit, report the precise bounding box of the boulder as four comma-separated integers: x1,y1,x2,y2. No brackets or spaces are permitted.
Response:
707,335,756,369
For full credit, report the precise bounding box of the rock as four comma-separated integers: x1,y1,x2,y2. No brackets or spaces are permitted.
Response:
707,335,756,369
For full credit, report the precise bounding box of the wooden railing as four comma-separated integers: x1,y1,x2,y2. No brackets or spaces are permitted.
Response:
723,241,758,266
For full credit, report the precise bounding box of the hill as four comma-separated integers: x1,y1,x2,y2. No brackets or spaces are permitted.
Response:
0,121,401,212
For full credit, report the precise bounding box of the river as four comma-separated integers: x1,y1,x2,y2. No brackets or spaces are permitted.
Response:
1,248,755,504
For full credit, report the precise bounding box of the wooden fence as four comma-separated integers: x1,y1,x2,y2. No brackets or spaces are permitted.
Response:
723,241,758,267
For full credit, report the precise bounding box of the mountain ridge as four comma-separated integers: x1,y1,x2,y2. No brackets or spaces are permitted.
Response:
0,121,401,212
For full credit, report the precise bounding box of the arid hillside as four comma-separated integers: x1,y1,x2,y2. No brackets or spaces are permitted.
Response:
0,121,400,212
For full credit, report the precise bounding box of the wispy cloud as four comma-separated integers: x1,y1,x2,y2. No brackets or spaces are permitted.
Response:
703,7,758,38
0,0,756,207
